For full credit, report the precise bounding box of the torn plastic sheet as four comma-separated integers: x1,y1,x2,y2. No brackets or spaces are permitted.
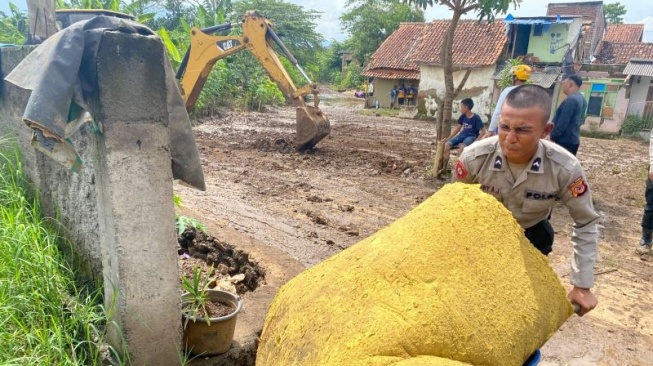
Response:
5,15,205,190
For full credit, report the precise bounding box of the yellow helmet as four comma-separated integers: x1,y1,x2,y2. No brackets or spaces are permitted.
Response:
511,65,532,81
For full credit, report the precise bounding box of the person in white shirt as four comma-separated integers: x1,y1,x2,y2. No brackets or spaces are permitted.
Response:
484,64,532,138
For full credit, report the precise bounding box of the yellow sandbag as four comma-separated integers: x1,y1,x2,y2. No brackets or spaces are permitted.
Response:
257,183,573,366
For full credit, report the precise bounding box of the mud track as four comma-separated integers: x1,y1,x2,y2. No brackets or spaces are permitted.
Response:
175,90,653,365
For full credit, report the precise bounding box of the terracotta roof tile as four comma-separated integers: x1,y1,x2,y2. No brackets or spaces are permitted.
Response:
595,42,653,64
604,24,644,43
362,68,420,80
410,20,507,66
363,23,426,75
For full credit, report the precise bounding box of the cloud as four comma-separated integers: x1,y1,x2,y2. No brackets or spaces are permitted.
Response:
287,0,348,41
637,16,653,42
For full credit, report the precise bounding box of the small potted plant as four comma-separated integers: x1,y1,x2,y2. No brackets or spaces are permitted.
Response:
181,266,243,356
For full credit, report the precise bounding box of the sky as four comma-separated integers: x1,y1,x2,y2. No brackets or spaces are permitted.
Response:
286,0,653,43
2,0,652,42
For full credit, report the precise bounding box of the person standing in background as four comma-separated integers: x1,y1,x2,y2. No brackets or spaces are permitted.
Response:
550,74,587,156
485,64,531,138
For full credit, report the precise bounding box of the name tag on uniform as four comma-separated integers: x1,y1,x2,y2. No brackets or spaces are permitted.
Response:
481,185,501,194
525,191,558,200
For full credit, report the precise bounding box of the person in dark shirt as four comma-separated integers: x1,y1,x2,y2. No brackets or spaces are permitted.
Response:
442,98,485,162
551,74,587,156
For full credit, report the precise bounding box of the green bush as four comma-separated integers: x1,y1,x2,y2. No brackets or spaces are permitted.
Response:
621,115,653,135
339,63,364,90
250,77,285,111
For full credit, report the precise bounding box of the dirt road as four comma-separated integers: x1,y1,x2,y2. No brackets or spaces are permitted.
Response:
175,90,653,365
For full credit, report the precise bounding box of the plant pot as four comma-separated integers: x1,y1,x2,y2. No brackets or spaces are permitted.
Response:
182,289,243,356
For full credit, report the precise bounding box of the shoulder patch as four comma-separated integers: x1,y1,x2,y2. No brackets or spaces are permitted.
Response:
454,161,468,179
568,176,588,197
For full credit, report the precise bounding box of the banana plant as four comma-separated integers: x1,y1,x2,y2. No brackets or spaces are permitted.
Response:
0,2,27,44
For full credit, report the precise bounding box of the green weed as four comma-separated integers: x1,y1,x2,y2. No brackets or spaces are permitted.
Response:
0,137,117,365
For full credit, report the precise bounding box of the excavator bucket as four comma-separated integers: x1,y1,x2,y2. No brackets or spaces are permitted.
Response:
296,106,330,150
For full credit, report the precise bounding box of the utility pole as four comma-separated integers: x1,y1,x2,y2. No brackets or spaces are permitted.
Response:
26,0,57,44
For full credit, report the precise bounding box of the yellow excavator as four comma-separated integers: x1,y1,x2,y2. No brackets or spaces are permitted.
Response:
54,9,331,150
174,12,331,150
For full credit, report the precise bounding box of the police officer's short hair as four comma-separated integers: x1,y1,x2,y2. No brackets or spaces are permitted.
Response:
460,98,474,110
504,85,552,124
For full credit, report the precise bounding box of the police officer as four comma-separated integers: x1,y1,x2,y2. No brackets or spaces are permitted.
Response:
453,84,599,316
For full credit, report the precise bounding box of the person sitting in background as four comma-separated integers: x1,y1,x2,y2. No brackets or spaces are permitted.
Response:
398,84,406,106
442,98,485,163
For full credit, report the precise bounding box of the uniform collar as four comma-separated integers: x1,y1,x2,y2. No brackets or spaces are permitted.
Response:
489,141,545,174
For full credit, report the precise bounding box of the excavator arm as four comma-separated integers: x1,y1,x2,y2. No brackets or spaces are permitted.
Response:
175,12,330,150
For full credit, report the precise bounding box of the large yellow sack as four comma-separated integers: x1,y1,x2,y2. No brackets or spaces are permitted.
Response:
257,183,573,366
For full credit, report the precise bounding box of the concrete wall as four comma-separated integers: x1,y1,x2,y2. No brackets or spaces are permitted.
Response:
0,46,103,282
590,7,606,59
629,76,653,111
527,23,571,63
419,65,495,123
583,87,628,133
0,32,182,365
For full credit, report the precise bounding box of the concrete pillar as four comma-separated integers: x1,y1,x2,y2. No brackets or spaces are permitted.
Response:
89,32,181,365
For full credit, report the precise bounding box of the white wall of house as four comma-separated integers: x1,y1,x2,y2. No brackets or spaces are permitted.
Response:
631,76,653,103
419,65,495,123
582,87,629,133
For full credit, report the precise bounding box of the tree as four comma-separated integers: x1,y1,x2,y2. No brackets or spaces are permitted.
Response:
315,40,347,84
341,0,424,62
0,2,27,44
400,0,519,174
231,0,325,67
604,2,626,24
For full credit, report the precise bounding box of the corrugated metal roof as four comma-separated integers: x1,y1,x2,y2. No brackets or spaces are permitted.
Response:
506,18,574,25
361,68,420,80
530,72,561,88
624,59,653,77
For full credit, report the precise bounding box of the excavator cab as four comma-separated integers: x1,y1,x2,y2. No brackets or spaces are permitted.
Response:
176,12,330,150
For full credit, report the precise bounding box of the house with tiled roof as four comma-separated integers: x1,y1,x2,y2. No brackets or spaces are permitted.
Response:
547,1,606,62
410,20,507,121
623,59,653,120
578,41,653,132
595,42,653,66
361,23,426,109
362,20,508,117
604,24,644,43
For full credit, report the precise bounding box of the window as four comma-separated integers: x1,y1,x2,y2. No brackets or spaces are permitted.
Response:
587,92,603,116
533,24,544,37
580,82,619,118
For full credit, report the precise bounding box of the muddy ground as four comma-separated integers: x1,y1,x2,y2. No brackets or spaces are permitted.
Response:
175,89,653,365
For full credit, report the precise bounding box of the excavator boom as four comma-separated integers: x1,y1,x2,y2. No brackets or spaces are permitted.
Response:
176,12,330,150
